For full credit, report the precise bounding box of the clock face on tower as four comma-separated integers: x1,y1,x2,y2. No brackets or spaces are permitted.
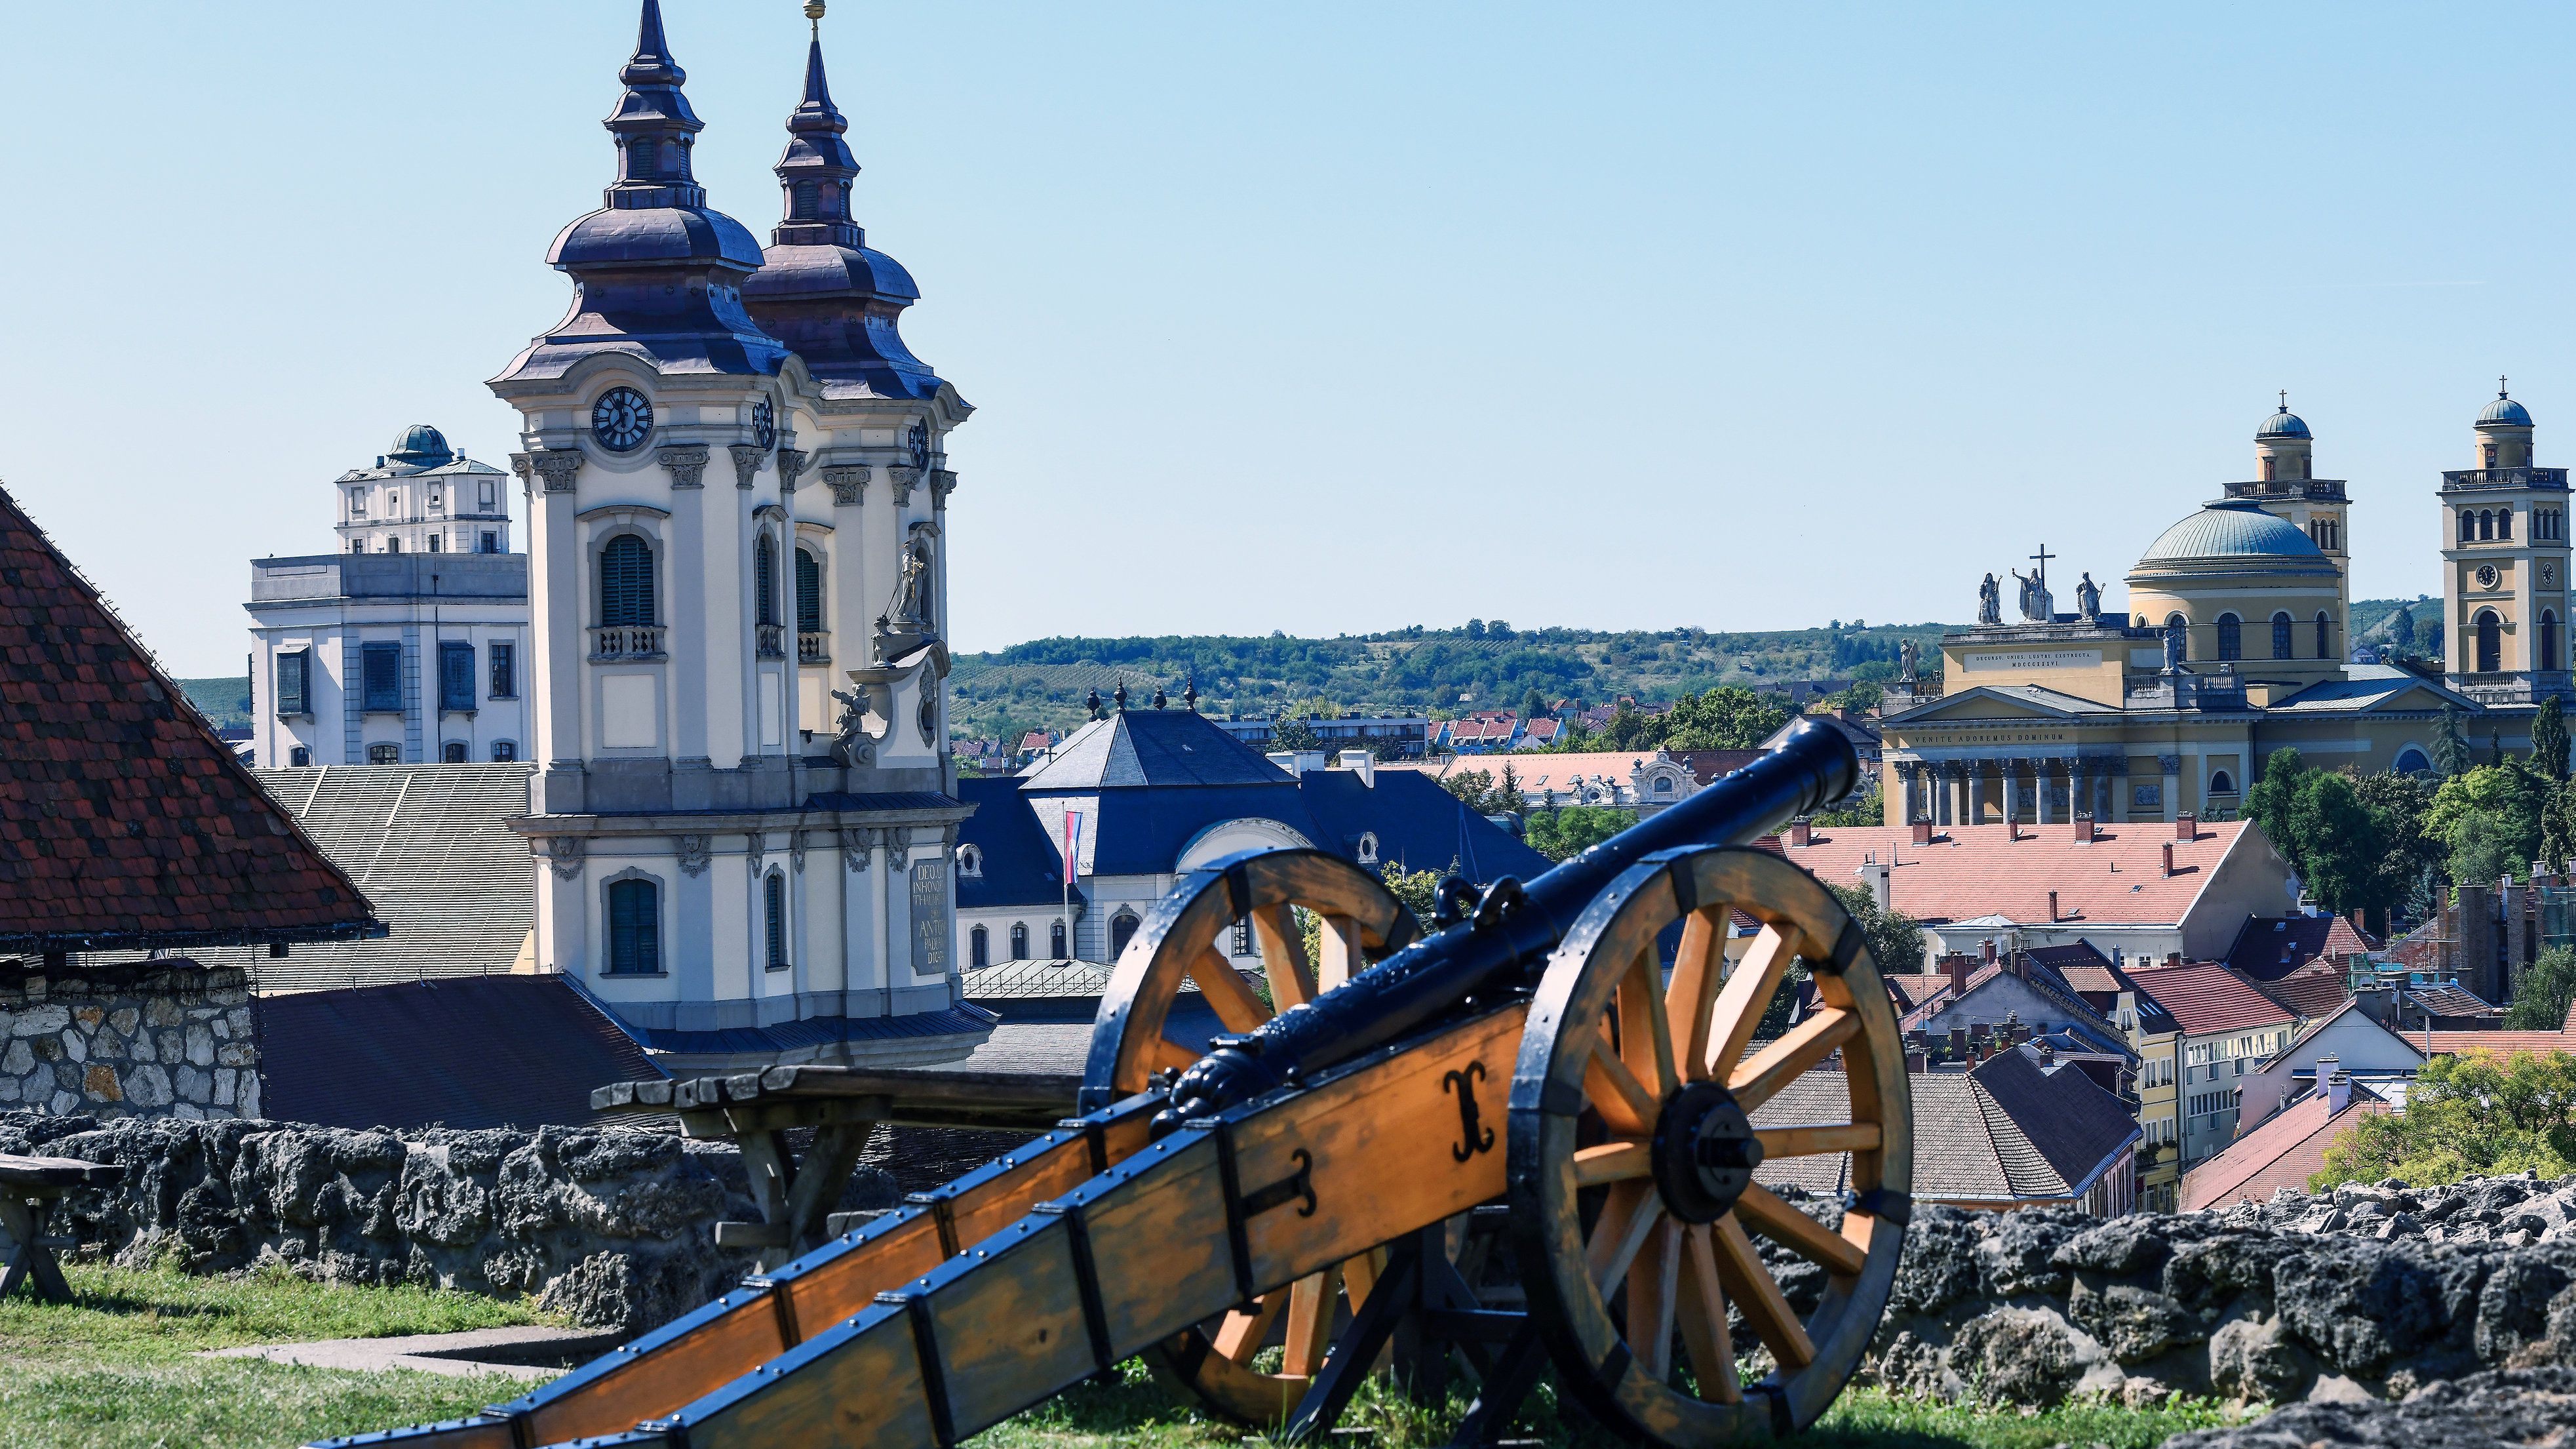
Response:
907,419,930,471
2477,563,2501,590
592,387,654,452
751,399,776,450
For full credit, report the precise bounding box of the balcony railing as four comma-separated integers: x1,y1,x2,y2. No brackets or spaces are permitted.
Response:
756,624,787,660
2221,478,2349,502
2442,467,2570,490
590,625,663,660
798,630,830,664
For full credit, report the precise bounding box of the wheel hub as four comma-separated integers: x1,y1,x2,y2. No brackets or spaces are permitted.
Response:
1650,1081,1763,1223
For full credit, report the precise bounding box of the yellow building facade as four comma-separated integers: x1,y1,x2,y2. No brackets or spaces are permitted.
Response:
1879,396,2560,827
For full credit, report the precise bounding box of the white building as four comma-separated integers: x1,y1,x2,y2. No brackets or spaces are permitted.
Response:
487,3,983,1071
335,425,515,557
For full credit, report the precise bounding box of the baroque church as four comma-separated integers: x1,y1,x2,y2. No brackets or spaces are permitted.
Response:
1878,393,2570,826
482,0,981,1070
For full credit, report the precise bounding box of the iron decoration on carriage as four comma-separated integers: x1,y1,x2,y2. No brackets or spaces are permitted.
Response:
328,719,1910,1448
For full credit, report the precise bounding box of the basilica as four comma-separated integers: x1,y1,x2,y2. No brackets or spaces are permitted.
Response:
1878,393,2571,826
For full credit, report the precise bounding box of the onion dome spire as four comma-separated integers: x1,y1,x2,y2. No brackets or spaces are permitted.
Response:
604,0,708,212
775,2,863,248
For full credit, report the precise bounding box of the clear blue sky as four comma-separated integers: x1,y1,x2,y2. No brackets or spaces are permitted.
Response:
1,2,2566,675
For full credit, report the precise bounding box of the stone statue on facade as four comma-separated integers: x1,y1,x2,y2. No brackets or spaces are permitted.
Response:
2162,623,2186,672
1899,638,1920,682
827,686,878,768
1978,573,2001,625
2010,568,2053,623
2075,571,2101,624
886,536,934,631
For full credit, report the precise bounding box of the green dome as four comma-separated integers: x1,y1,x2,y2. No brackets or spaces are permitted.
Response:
2137,500,2326,564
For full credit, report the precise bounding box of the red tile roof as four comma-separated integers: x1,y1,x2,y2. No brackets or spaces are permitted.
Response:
2223,914,2379,983
2421,1030,2576,1058
2180,1082,2391,1212
2252,959,2351,1019
2126,961,2297,1037
0,484,380,953
1766,821,2255,927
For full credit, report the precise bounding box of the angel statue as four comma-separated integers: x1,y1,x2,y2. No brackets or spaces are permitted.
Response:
827,685,877,768
1977,573,2002,625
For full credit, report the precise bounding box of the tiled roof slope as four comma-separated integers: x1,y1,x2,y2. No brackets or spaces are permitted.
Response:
956,776,1088,911
1765,822,2252,927
2253,959,2350,1019
1753,1048,2139,1205
2423,1030,2576,1057
2223,914,2378,983
2127,961,2295,1037
0,483,379,953
2181,1081,2391,1211
1019,708,1291,790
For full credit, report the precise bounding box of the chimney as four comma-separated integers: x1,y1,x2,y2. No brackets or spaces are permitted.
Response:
2162,841,2176,878
2176,812,2197,842
1788,818,1812,847
1943,953,1972,992
2166,951,2183,968
1948,1025,1970,1061
2047,890,2060,923
1266,750,1302,777
1337,749,1375,787
1865,858,1894,913
2035,1040,2056,1066
1981,938,1998,967
1912,818,1935,845
2326,1068,2352,1115
1906,1049,1928,1075
2075,815,2096,843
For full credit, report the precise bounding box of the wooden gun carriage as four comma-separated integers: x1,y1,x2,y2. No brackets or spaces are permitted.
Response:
325,720,1911,1448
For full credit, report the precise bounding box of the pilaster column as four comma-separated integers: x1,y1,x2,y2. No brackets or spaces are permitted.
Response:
2071,763,2091,823
2158,753,2183,822
1966,761,1987,825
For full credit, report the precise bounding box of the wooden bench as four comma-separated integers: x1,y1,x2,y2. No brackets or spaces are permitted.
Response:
0,1153,123,1303
593,1066,1082,1269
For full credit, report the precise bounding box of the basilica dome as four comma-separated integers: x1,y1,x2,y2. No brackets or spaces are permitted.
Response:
2136,500,2327,565
2255,407,2311,440
387,424,451,466
2479,393,2534,427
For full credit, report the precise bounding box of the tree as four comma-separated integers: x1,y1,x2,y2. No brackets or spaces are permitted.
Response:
1661,686,1793,752
1269,715,1323,755
1527,806,1634,862
1601,703,1668,752
2509,947,2576,1031
2539,697,2569,782
1380,863,1443,932
1439,768,1523,817
2243,752,2400,917
2427,761,2549,886
1826,883,1926,975
2354,770,2440,926
1465,619,1487,641
2386,606,2417,650
2243,748,2309,877
2314,1050,2576,1189
2436,704,2474,777
1519,687,1551,720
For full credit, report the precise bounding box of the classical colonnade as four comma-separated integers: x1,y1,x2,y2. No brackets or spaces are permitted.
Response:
1894,755,2186,827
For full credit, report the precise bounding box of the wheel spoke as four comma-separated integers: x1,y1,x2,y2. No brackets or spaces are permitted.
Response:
1586,1032,1660,1136
1125,1033,1199,1089
1188,948,1272,1034
1753,1122,1880,1158
1620,948,1679,1099
1677,1225,1741,1404
1666,906,1726,1081
1627,1216,1682,1383
1282,1265,1340,1379
1586,1180,1662,1295
1711,1216,1815,1370
1249,905,1318,1010
1704,924,1793,1079
1572,1140,1653,1186
1727,1007,1858,1113
1734,1183,1868,1278
1315,913,1365,993
1213,1290,1287,1364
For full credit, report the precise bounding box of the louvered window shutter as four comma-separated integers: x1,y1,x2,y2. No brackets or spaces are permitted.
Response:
796,550,822,633
600,536,655,626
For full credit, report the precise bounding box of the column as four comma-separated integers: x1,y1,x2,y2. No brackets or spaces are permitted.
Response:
2036,757,2056,825
2071,763,2091,822
2111,757,2132,823
2159,753,2183,822
1966,762,1986,825
1938,763,1959,825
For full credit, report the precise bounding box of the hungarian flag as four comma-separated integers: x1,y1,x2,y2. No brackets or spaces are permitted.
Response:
1063,809,1083,883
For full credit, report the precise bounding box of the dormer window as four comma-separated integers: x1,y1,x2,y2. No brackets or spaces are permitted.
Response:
1357,831,1379,865
956,844,983,878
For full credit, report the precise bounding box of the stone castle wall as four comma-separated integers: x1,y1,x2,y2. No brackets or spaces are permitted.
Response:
0,963,259,1119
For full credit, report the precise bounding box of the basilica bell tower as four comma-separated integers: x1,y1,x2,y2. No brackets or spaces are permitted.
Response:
2440,385,2573,705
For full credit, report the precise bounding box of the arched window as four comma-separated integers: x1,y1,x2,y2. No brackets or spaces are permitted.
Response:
599,535,655,625
1050,919,1067,958
2208,770,2236,795
2166,613,2189,661
607,878,660,975
2545,611,2562,672
1109,909,1141,959
2502,509,2516,540
764,870,788,971
2216,614,2242,662
2478,610,2503,673
969,925,988,968
492,740,518,762
1357,831,1379,865
442,742,467,763
1010,923,1029,960
2463,509,2478,542
2315,612,2330,660
2261,457,2276,481
2480,510,2495,541
795,548,822,634
288,746,311,767
754,535,778,627
2396,748,2432,775
368,743,401,764
2270,612,2292,660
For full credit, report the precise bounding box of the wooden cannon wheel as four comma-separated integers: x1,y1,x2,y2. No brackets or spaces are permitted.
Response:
1508,844,1911,1445
1082,846,1420,1425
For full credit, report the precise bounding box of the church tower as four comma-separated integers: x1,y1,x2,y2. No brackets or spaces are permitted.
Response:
2236,398,2352,658
2441,384,2573,704
492,1,982,1069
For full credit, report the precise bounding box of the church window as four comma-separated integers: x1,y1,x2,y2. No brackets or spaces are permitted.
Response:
2501,508,2514,540
2270,613,2292,660
491,740,517,762
2463,509,2479,543
387,537,402,554
2315,612,2330,660
607,878,661,975
488,643,516,700
2215,614,2242,662
361,641,402,713
2478,610,2503,672
1050,919,1067,957
2546,612,2562,672
2209,770,2235,795
1011,923,1029,960
796,548,823,634
2487,443,2501,470
2396,748,2431,775
439,641,475,712
969,926,988,968
442,742,467,764
794,181,817,217
2261,458,2276,482
764,871,789,971
479,531,498,554
427,534,442,553
351,540,364,554
289,746,311,767
2301,456,2312,480
368,743,400,764
2165,614,2189,661
599,535,655,626
2480,511,2495,541
1110,909,1141,959
275,650,309,717
754,536,778,627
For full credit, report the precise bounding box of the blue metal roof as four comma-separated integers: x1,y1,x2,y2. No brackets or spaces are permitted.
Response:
955,776,1089,910
1020,709,1293,791
2480,393,2535,427
2255,407,2311,440
387,424,452,466
2137,500,2328,563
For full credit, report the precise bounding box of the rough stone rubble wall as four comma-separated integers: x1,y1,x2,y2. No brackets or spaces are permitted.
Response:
0,1112,894,1332
0,965,259,1119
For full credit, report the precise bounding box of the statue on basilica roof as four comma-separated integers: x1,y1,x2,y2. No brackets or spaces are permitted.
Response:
1899,638,1920,682
2075,571,2101,624
1978,573,2001,625
2010,568,2053,623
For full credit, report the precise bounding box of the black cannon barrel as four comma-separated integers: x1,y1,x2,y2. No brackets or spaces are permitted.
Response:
1160,716,1859,1125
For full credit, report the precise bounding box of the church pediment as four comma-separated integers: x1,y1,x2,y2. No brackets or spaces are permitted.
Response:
1886,687,2096,724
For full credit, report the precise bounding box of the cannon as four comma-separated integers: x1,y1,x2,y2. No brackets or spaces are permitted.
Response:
327,719,1909,1448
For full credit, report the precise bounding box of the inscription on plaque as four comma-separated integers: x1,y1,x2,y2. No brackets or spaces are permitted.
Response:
1961,648,2103,673
910,859,950,976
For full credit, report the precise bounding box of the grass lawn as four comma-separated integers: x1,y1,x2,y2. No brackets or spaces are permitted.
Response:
0,1264,2256,1449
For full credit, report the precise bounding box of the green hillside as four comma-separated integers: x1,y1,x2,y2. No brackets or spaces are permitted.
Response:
2351,595,2442,654
176,676,252,731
